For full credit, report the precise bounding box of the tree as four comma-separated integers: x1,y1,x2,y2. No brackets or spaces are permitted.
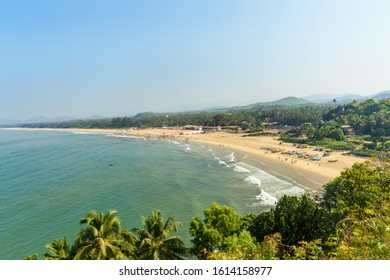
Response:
73,210,131,260
23,253,39,260
315,124,345,141
299,122,315,139
248,195,333,246
248,210,275,243
132,209,188,260
190,202,244,258
273,195,333,245
44,237,70,260
322,160,390,218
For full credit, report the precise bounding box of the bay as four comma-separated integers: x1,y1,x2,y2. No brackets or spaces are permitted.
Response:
0,130,310,259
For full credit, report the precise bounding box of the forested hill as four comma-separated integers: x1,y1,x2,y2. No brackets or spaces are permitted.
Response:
323,98,390,137
5,97,390,142
7,96,320,129
205,96,313,112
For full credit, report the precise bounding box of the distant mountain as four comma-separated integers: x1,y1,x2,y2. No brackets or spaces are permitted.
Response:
303,90,390,104
24,116,74,124
226,96,313,111
303,93,364,103
370,90,390,100
84,115,107,120
24,116,50,123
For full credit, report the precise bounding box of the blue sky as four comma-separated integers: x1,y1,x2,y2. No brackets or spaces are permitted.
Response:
1,0,389,119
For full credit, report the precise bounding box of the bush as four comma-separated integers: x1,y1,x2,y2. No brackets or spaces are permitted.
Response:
315,139,356,151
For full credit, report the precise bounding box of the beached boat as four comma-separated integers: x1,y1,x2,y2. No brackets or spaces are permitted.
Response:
310,155,322,161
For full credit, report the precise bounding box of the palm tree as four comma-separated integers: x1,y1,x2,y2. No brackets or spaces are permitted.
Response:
132,209,189,260
44,236,70,260
73,210,135,260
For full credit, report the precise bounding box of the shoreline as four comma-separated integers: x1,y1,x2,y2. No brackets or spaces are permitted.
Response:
1,127,366,192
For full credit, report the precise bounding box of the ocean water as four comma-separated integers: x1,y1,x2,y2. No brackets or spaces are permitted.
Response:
0,130,310,259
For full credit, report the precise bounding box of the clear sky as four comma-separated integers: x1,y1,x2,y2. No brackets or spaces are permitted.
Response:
1,0,389,120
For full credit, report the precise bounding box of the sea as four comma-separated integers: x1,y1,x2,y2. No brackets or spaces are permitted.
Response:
0,129,312,259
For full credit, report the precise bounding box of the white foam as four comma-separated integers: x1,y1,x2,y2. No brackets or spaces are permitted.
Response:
71,131,95,135
185,147,191,151
245,176,262,186
170,140,180,145
226,152,236,163
233,165,251,173
107,134,146,140
239,161,308,208
218,160,229,167
255,189,278,206
275,185,305,197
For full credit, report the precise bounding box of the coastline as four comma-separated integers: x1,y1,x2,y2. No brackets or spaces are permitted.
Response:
1,127,366,192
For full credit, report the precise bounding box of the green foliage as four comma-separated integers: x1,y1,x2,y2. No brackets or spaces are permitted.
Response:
28,209,187,260
189,202,243,258
327,202,390,259
315,124,345,141
299,122,315,139
322,161,390,218
44,237,70,260
285,240,326,260
315,138,356,151
249,195,333,247
132,209,189,260
23,253,39,260
248,211,275,243
324,99,390,138
73,210,130,260
351,148,384,158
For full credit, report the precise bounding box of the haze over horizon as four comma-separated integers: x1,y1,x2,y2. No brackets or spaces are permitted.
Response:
1,0,389,120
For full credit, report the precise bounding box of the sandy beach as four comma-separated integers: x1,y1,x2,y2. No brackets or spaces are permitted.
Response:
2,127,366,191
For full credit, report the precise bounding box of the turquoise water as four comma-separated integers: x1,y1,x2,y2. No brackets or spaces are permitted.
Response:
0,130,310,259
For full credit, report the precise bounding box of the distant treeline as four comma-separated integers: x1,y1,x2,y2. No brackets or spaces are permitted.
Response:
18,105,327,130
13,98,390,143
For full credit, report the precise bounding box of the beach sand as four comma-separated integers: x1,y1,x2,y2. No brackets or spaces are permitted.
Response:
2,127,366,191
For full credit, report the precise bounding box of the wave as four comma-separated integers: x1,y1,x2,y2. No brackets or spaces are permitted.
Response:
233,165,251,173
106,134,146,140
255,189,278,206
218,160,229,167
70,131,99,135
185,147,191,151
275,185,305,197
212,155,230,167
239,162,306,208
245,175,261,186
226,152,236,163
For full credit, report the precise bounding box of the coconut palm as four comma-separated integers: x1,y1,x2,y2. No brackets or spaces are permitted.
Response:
132,209,189,260
44,236,70,260
73,210,134,260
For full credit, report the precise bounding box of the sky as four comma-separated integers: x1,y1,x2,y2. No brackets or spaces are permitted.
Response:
1,0,390,120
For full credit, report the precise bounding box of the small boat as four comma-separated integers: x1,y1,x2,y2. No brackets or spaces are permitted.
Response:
310,155,322,161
